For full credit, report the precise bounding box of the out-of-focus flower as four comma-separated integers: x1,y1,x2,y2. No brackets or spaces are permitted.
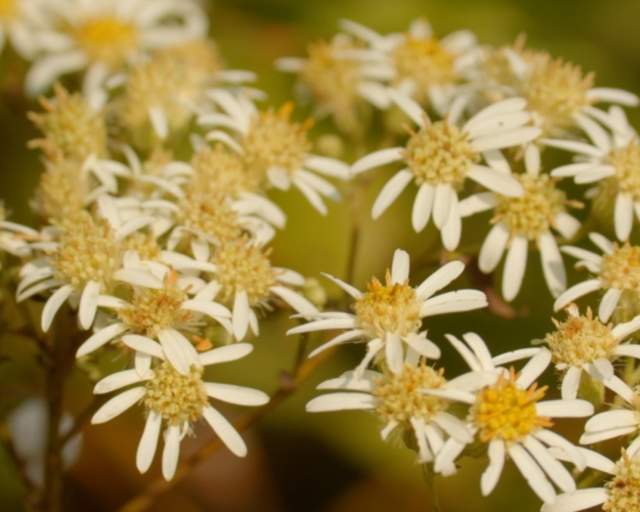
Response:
0,0,47,59
91,343,268,481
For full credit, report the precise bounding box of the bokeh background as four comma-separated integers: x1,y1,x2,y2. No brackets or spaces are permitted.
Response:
2,0,640,510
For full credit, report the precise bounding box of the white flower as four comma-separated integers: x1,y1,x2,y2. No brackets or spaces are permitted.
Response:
0,212,38,257
339,18,479,113
464,144,581,300
91,343,269,481
351,92,538,250
288,249,487,376
545,107,640,241
431,342,593,504
25,0,207,101
554,232,640,322
76,264,232,376
543,304,640,400
198,91,350,214
0,0,48,59
306,355,475,464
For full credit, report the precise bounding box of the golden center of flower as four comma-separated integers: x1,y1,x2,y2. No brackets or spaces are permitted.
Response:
393,36,456,95
179,191,243,246
212,239,276,306
601,244,640,293
53,212,121,289
354,270,421,338
0,0,18,22
404,120,478,189
122,232,161,261
72,16,138,66
472,372,552,443
521,52,593,135
35,160,89,222
604,454,640,512
29,85,107,163
493,174,566,240
374,363,447,424
143,362,208,425
609,142,640,201
242,103,312,176
545,310,617,367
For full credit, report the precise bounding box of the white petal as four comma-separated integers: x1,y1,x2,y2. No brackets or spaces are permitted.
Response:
202,406,247,457
508,443,556,504
412,184,435,231
585,410,639,432
271,285,318,316
78,281,101,330
536,399,593,418
204,383,269,406
420,290,488,317
199,343,253,365
121,335,164,359
158,329,200,375
385,333,404,374
91,387,145,424
371,170,413,219
561,367,582,400
481,439,505,496
524,437,576,493
305,392,376,412
232,290,250,341
94,369,145,395
541,488,608,512
478,223,508,273
391,249,410,283
321,273,362,299
161,424,181,481
351,148,404,175
516,349,551,389
76,323,128,358
41,285,73,332
467,165,523,196
538,232,566,297
415,260,465,300
502,236,528,301
615,193,634,241
554,279,602,311
432,184,454,229
599,288,622,322
136,411,161,474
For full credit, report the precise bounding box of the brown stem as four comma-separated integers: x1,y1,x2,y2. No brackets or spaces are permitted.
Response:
59,396,108,447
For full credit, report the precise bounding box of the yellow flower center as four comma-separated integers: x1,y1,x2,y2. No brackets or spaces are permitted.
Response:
72,16,138,67
144,362,208,425
374,363,447,424
404,120,478,189
354,270,421,338
0,0,18,22
28,85,107,163
545,309,617,367
53,211,121,289
472,371,552,443
35,160,90,222
601,243,640,293
212,239,276,306
609,142,640,202
122,232,161,261
179,191,244,246
521,52,593,135
493,174,566,240
242,103,312,177
604,454,640,512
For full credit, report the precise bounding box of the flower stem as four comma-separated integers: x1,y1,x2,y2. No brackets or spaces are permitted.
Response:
422,464,442,512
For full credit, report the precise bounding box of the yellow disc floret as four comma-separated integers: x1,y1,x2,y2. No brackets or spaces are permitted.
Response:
0,0,17,21
179,191,244,245
354,270,421,339
472,370,552,443
35,160,90,222
604,453,640,512
72,15,138,67
600,243,640,293
143,362,208,426
609,141,640,202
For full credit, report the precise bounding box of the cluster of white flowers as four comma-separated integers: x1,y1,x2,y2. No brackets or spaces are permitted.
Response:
3,5,640,509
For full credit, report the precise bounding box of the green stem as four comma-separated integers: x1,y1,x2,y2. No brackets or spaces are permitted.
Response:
422,464,442,512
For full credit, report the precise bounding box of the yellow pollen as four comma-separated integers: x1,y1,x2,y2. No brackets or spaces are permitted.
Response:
472,371,552,443
601,243,640,293
212,238,276,306
121,232,161,261
242,103,312,177
118,271,192,337
0,0,18,22
374,363,447,424
28,84,107,163
493,173,567,240
545,309,617,367
52,211,121,289
354,270,421,338
404,120,478,189
608,142,640,202
35,160,90,222
72,15,138,67
143,362,208,425
604,453,640,512
179,191,244,246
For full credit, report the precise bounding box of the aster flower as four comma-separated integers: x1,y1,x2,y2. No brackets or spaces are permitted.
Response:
464,144,581,300
542,451,638,512
554,233,640,322
545,107,640,241
198,92,350,215
351,92,538,250
288,249,487,376
76,264,232,376
306,356,474,464
25,0,208,101
543,304,640,400
165,237,319,341
91,343,269,481
0,205,38,257
431,344,593,503
0,0,47,59
339,18,479,113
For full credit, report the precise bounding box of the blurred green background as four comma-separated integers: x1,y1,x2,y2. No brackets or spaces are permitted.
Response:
2,0,640,510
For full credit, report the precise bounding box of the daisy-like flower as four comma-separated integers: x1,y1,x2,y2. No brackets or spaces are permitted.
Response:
198,92,350,215
276,35,391,134
339,18,479,113
0,205,38,257
76,264,232,376
465,144,581,300
91,342,269,481
545,107,640,241
288,249,487,375
306,356,474,464
544,304,640,400
0,0,47,59
25,0,207,100
167,237,319,341
351,92,538,250
542,451,639,512
432,344,593,503
554,232,640,322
